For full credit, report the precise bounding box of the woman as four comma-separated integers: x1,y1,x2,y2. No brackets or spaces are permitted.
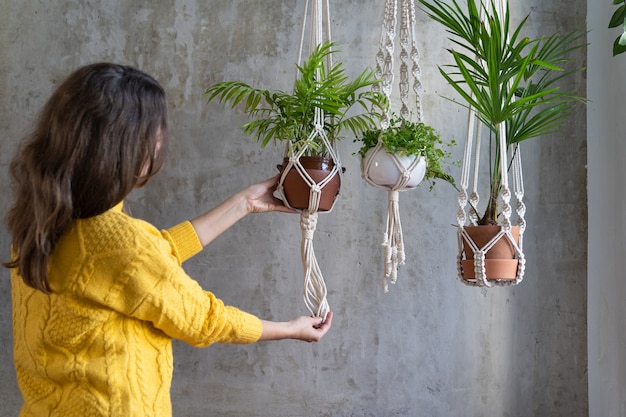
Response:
4,63,332,417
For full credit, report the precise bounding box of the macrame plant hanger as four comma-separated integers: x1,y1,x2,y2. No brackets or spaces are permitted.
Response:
275,0,338,319
362,0,425,292
456,0,526,287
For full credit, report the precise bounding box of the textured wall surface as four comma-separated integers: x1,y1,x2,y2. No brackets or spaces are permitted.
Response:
0,0,587,416
587,2,626,417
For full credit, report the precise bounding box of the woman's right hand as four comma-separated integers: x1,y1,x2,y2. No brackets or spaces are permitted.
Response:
241,175,296,214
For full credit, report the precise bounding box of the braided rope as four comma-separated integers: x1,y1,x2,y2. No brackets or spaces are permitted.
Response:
511,144,526,284
374,0,398,129
300,211,330,320
381,190,404,291
398,0,422,121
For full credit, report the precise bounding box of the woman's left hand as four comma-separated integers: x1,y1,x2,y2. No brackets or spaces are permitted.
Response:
259,311,334,342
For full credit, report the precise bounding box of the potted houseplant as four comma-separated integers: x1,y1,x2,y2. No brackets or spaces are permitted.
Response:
609,0,626,56
418,0,586,280
355,114,456,191
204,41,388,211
355,114,457,291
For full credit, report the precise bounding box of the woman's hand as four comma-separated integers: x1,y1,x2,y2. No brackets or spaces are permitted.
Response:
243,175,296,214
259,311,333,342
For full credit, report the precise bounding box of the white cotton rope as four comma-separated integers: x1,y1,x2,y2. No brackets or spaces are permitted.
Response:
374,0,397,129
300,212,330,320
367,0,425,291
277,0,338,318
455,0,526,287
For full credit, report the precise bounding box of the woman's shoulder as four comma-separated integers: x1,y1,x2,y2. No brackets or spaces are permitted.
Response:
49,209,157,292
75,208,161,255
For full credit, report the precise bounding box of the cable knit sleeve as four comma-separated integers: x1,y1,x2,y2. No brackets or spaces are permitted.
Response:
73,213,263,347
161,221,203,263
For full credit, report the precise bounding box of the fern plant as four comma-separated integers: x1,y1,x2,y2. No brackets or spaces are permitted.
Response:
204,41,388,157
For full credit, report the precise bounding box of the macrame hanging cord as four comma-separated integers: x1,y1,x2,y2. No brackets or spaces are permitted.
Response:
455,0,526,287
363,0,425,292
274,0,339,319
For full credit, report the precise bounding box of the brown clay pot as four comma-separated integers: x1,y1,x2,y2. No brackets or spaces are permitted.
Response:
461,225,520,280
277,156,342,211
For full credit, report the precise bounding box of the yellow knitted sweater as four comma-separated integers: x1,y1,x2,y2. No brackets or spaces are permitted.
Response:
11,203,263,417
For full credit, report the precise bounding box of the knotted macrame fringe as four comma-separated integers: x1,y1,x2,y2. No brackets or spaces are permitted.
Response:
300,211,330,320
381,190,404,292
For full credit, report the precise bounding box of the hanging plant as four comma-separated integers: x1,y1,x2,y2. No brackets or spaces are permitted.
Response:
419,0,586,284
356,115,456,191
205,41,388,212
419,0,586,226
204,36,388,318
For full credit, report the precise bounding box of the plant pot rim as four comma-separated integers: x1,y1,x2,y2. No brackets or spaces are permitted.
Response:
281,155,336,162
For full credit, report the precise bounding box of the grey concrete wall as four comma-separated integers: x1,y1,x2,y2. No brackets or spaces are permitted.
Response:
0,1,587,416
587,2,626,416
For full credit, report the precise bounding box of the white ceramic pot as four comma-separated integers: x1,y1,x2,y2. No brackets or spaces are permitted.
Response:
362,148,427,188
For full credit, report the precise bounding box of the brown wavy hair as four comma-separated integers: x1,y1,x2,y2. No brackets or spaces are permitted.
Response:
3,63,169,293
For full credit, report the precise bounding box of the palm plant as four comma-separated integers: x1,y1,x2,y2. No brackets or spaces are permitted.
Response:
204,41,388,157
419,0,586,225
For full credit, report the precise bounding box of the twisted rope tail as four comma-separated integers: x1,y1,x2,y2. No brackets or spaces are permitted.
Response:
381,190,405,292
300,211,330,320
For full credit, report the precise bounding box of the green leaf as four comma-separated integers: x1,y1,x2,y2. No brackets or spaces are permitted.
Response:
614,35,626,55
609,4,626,28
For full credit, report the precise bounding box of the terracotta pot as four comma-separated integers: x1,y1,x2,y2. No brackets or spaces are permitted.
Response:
362,148,427,188
461,225,520,280
278,156,342,211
